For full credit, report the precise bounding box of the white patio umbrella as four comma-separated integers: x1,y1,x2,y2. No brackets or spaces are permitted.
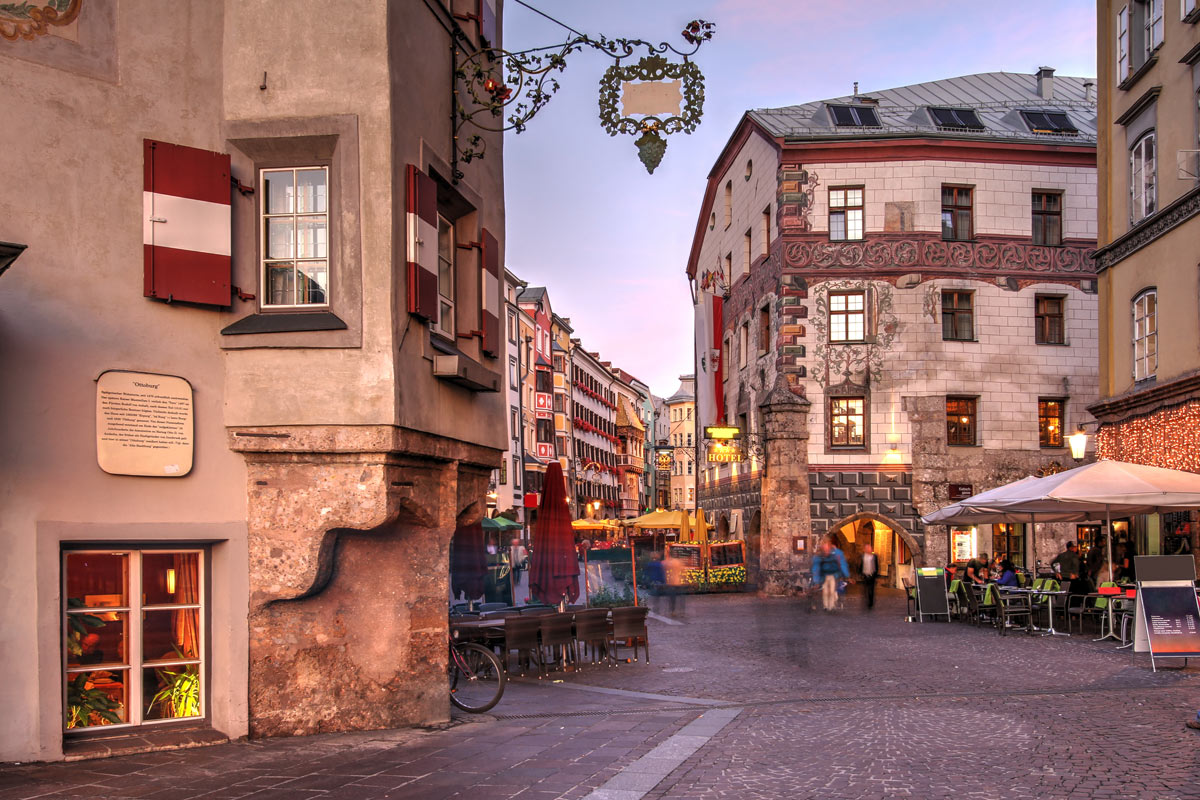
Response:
936,461,1200,579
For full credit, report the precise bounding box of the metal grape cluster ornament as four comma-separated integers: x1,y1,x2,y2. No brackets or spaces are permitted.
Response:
454,18,715,177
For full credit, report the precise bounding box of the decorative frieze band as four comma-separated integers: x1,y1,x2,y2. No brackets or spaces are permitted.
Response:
781,233,1096,276
1093,187,1200,272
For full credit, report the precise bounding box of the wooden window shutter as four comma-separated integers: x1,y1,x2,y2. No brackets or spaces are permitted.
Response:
405,164,438,320
480,227,500,358
143,139,232,306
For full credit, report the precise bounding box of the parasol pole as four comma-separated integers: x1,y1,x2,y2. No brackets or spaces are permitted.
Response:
630,540,639,607
1106,504,1113,582
583,547,590,608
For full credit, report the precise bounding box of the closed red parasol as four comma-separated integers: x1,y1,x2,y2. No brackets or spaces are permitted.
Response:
450,521,488,602
528,461,580,606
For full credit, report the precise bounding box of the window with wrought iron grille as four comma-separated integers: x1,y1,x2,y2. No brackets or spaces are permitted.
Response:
1038,398,1065,447
1035,295,1066,344
941,291,974,341
946,397,977,446
1132,289,1157,380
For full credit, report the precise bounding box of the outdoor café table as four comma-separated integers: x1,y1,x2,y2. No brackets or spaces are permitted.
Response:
449,617,505,644
1028,588,1069,636
1085,590,1134,643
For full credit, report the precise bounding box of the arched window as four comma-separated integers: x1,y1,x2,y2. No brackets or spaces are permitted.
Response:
1130,131,1157,222
724,180,732,228
1132,288,1157,381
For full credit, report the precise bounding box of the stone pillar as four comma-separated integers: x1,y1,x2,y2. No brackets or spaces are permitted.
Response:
758,376,812,595
230,425,495,738
906,395,948,567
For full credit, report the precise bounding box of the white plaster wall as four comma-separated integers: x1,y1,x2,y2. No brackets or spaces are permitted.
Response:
804,160,1098,240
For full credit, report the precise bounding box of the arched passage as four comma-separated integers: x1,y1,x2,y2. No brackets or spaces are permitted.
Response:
717,514,730,540
826,511,923,589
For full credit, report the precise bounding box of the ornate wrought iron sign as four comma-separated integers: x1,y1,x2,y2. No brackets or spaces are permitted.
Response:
453,17,714,178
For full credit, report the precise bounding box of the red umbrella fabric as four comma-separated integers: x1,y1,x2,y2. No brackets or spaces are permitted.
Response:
450,521,488,601
529,461,580,606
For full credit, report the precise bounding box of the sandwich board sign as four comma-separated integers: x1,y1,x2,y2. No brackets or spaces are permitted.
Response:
1132,555,1200,671
915,566,949,622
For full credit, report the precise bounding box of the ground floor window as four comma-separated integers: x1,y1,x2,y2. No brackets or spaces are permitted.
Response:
64,549,205,732
992,523,1025,567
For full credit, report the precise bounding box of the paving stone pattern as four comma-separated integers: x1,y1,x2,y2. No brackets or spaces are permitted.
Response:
3,591,1199,799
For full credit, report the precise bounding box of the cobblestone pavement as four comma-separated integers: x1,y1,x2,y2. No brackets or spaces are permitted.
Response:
3,590,1199,800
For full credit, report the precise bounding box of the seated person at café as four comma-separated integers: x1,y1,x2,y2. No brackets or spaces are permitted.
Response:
978,566,991,582
965,553,989,584
996,559,1019,587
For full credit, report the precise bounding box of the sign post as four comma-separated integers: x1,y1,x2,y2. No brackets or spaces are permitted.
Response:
914,566,949,622
1132,555,1200,671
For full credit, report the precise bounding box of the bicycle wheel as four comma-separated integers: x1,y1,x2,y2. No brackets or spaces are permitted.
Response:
449,642,506,713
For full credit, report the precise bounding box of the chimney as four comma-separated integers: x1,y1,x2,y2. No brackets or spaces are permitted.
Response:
1083,80,1095,103
1036,66,1055,100
853,81,859,97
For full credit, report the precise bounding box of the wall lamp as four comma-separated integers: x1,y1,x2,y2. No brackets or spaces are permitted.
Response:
1068,420,1100,462
0,241,28,278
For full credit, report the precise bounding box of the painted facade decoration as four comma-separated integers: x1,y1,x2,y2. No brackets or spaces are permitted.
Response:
0,0,79,41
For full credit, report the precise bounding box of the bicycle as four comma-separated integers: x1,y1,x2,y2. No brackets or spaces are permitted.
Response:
448,631,506,713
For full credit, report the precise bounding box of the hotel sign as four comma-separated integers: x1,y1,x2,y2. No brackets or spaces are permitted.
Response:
706,442,745,463
704,425,741,440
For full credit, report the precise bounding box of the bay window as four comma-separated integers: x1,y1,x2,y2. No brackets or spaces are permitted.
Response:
261,167,329,307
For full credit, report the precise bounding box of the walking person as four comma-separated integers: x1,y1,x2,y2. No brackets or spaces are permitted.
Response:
662,548,686,616
812,538,850,612
645,553,665,613
860,542,878,610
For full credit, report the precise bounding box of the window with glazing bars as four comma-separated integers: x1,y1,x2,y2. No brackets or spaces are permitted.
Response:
941,291,974,341
946,397,977,446
829,397,865,448
1132,289,1157,380
829,291,866,342
1035,295,1065,344
941,186,973,241
1038,399,1065,447
1032,192,1064,245
829,187,864,241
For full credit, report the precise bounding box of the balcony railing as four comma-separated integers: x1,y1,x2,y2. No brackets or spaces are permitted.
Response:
616,454,644,471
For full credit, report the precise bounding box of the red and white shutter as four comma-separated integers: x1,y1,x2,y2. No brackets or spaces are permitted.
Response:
480,227,500,358
406,164,439,320
143,139,231,305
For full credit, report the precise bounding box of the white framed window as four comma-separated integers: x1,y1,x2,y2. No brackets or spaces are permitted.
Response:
1184,0,1198,19
829,291,866,342
1145,0,1164,54
1117,5,1131,82
435,214,455,337
63,549,205,732
1132,289,1158,380
1130,131,1157,222
261,166,329,307
829,187,864,241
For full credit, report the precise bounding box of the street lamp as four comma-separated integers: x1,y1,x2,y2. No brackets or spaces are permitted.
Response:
1068,421,1100,462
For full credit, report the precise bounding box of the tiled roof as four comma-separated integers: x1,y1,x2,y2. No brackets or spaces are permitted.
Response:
748,72,1097,145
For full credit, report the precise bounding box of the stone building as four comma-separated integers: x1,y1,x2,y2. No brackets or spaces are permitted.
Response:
689,71,1101,592
612,370,649,517
1,0,505,762
1090,3,1200,560
496,269,531,520
666,375,698,511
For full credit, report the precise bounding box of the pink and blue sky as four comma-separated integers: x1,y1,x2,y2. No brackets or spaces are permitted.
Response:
503,0,1097,398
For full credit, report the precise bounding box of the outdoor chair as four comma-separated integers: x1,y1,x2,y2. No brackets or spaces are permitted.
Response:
502,615,544,676
611,605,650,663
946,579,963,620
902,578,916,618
1066,587,1111,634
975,585,999,626
539,612,578,670
994,588,1033,636
959,581,982,625
573,608,615,665
952,580,974,623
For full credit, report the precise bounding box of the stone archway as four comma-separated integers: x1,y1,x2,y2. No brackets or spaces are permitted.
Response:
826,511,924,588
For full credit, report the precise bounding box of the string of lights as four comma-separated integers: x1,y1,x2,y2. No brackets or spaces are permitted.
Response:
1096,400,1200,473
